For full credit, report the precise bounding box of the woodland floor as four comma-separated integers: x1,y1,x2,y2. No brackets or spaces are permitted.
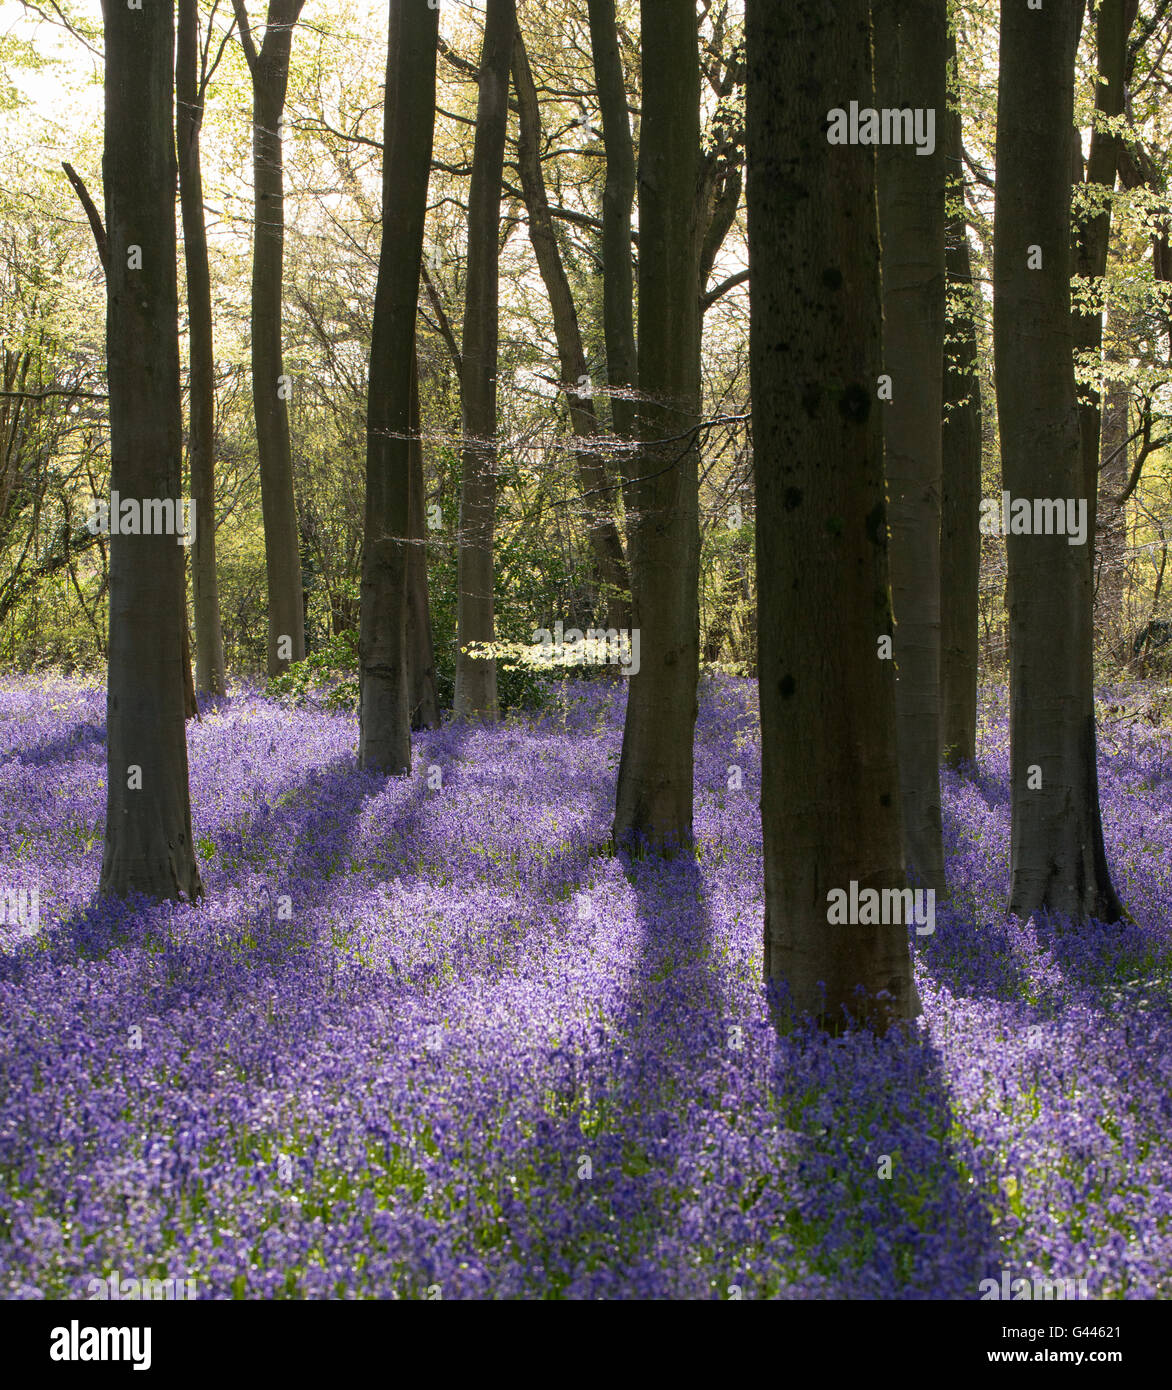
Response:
0,675,1170,1298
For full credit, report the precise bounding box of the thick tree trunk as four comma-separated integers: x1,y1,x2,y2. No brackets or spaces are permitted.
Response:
874,0,948,889
233,0,305,678
611,0,702,852
359,0,439,772
513,27,631,631
940,34,982,770
586,0,638,447
177,0,226,699
453,0,515,721
994,0,1123,923
99,0,202,902
407,347,441,731
748,0,917,1031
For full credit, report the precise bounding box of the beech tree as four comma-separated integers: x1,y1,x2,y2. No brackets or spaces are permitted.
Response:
407,348,441,731
940,32,982,769
98,0,202,902
358,0,439,772
612,0,702,850
748,0,918,1029
874,0,948,890
513,25,631,631
1072,0,1138,597
993,0,1123,923
586,0,638,447
453,0,516,721
231,0,306,678
177,0,227,698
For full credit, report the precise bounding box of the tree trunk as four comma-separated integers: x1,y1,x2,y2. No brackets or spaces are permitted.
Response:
177,0,226,699
408,346,441,731
748,0,917,1031
98,0,202,902
1095,376,1129,649
453,0,515,721
359,0,439,771
513,26,631,631
940,33,983,769
874,0,948,889
1073,0,1135,558
232,0,306,678
994,0,1123,923
611,0,702,852
586,0,638,446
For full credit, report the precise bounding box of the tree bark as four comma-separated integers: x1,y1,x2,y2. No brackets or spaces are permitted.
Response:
61,158,200,717
453,0,515,721
1095,376,1129,648
994,0,1123,923
177,0,226,698
586,0,638,446
749,0,917,1031
874,0,948,889
1072,0,1136,551
940,33,982,769
232,0,306,678
408,346,441,731
98,0,202,902
512,25,631,631
359,0,439,771
611,0,702,852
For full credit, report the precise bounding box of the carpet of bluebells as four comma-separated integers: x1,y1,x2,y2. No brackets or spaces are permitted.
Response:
1,673,1170,1299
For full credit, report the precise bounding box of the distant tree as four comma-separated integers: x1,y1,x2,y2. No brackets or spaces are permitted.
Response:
453,0,516,721
98,0,202,901
231,0,306,677
407,347,441,731
940,31,983,769
177,0,228,698
513,25,631,631
748,0,918,1029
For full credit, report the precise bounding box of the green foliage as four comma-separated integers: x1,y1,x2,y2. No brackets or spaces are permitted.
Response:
265,631,359,713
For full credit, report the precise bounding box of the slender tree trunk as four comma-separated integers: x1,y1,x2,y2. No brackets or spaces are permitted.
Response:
748,0,917,1031
359,0,439,772
1073,0,1135,551
994,0,1123,923
177,0,226,698
232,0,305,678
513,27,631,631
453,0,515,721
873,0,948,889
407,346,441,731
611,0,702,852
1096,375,1129,648
586,0,638,447
99,0,202,902
940,34,982,770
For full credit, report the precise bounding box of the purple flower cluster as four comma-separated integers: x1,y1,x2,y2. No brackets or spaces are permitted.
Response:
0,674,1168,1297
